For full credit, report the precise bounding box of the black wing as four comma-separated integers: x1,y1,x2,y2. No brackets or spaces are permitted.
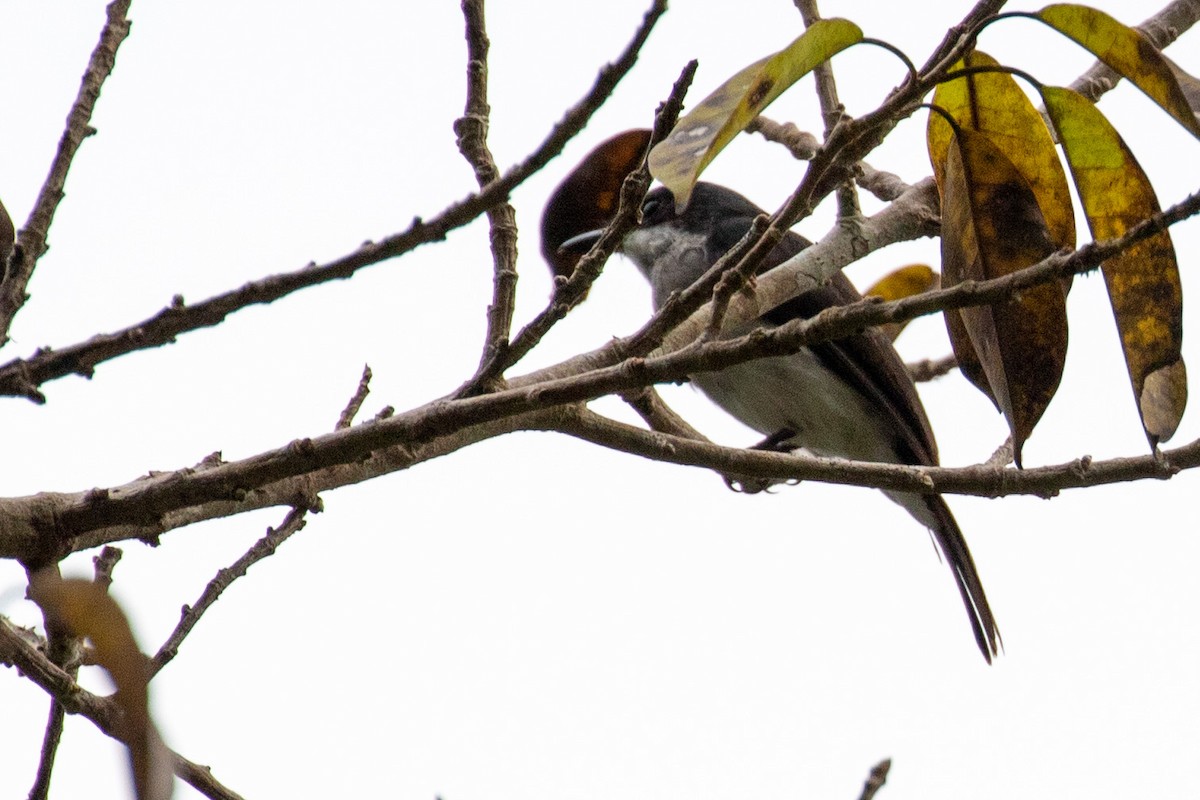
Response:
758,231,940,469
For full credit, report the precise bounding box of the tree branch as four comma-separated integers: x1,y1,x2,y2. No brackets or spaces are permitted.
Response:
795,0,864,225
907,353,959,382
456,0,672,396
553,403,1190,500
150,506,310,677
0,0,133,348
335,365,374,430
456,0,521,385
857,759,892,800
0,616,245,800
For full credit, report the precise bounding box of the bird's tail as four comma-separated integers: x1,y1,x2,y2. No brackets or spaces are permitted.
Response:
887,490,1002,663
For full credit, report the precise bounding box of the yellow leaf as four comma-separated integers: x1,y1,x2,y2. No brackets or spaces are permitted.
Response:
929,51,1076,251
1034,4,1200,138
939,126,1067,466
863,264,940,341
649,19,862,208
1042,86,1187,445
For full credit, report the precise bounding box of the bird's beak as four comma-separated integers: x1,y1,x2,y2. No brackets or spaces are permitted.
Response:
557,228,606,255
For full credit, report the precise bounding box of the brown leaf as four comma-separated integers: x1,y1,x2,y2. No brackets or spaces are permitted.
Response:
929,51,1076,253
939,126,1067,466
0,196,12,267
1161,52,1200,126
29,570,174,800
540,128,651,279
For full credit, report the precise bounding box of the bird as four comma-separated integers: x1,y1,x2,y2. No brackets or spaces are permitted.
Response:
561,181,1000,662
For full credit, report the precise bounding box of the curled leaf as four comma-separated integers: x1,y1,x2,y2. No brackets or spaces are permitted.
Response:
1161,53,1200,123
648,19,862,208
929,51,1076,252
1042,86,1187,445
938,126,1067,465
863,264,940,342
29,570,174,800
541,128,651,279
1034,4,1200,138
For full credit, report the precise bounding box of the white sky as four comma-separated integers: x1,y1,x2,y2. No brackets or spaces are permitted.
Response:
1,2,1197,798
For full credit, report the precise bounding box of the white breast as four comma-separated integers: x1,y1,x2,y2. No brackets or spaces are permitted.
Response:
691,351,903,465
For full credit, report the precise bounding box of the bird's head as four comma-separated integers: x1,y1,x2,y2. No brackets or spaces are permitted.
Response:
558,182,770,302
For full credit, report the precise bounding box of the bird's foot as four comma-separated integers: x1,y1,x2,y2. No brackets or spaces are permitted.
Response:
722,428,799,494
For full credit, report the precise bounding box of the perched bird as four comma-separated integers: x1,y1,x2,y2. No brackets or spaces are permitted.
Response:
562,181,1000,661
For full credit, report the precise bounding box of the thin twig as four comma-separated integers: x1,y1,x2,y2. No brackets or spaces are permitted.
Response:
0,617,244,800
907,353,958,382
746,116,912,201
150,506,311,677
620,387,710,441
856,162,913,202
336,365,373,430
25,546,125,799
24,561,80,800
0,0,133,347
746,116,820,159
0,614,117,728
986,437,1016,468
457,0,521,386
455,0,672,397
27,702,67,800
857,758,892,800
174,753,246,800
92,545,123,590
795,0,864,224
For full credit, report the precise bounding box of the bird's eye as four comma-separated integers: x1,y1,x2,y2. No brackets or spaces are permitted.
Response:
640,197,662,220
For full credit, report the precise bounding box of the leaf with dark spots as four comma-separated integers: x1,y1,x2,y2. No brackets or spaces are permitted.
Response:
929,51,1076,254
938,126,1067,465
648,19,862,209
1033,4,1200,138
747,77,775,109
1042,86,1187,446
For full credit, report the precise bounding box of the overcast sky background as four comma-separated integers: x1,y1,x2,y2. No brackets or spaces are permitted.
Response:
1,2,1198,798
